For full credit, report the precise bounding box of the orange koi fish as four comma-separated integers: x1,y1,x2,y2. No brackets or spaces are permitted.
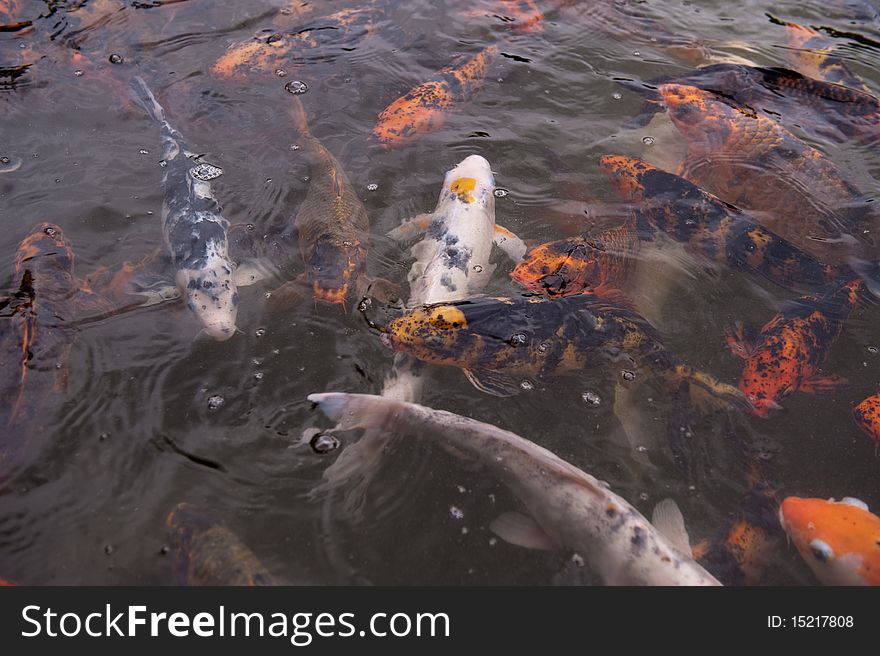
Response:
785,22,871,94
371,45,498,149
852,392,880,451
779,496,880,585
726,278,863,416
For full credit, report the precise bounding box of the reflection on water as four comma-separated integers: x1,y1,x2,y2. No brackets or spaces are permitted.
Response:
0,0,878,585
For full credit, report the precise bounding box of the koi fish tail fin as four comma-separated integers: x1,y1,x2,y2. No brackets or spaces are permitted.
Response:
846,257,880,302
672,365,754,414
288,96,313,139
130,76,166,124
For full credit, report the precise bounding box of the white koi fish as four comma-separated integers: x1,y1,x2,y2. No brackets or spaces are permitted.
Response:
309,392,721,586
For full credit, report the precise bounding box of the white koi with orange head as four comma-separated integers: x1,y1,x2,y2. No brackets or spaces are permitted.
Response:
779,496,880,585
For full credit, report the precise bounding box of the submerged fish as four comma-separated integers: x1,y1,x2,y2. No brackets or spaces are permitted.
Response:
0,223,113,481
599,155,842,291
779,496,880,585
0,0,31,31
130,77,240,340
211,7,379,82
511,225,637,298
629,64,880,146
726,278,863,416
166,502,275,586
784,22,871,94
372,45,498,150
271,96,390,306
461,0,544,34
660,83,879,293
852,391,880,451
310,392,721,585
317,154,524,514
382,292,749,411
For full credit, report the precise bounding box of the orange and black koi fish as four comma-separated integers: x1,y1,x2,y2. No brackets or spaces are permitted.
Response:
0,0,31,32
599,155,842,291
784,22,871,94
853,391,880,451
726,278,863,417
779,495,880,585
692,471,779,586
627,63,880,146
382,292,750,413
211,7,380,83
371,45,498,150
462,0,544,34
272,98,393,307
166,503,275,586
511,224,638,297
1,223,113,482
660,83,879,295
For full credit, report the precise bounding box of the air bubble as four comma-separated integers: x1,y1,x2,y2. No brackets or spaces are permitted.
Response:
138,149,149,155
868,346,878,354
291,144,300,150
44,226,56,236
520,380,534,391
285,80,309,94
642,136,655,146
366,183,378,191
639,491,649,501
207,395,225,410
473,265,483,273
493,188,509,198
581,391,601,405
310,433,340,454
159,159,167,168
253,371,264,380
0,155,22,173
104,544,115,555
246,223,256,232
449,506,464,520
255,328,266,337
621,370,636,381
275,68,287,77
509,333,527,346
99,432,110,441
108,53,124,65
636,445,648,453
74,70,84,77
612,92,622,100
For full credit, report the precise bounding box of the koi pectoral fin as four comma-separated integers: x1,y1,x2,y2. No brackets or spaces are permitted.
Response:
493,224,528,262
725,321,755,359
387,213,435,243
462,368,522,397
490,512,557,551
799,373,848,395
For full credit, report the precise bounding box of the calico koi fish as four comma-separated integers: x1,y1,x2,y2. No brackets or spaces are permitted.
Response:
726,278,863,416
852,392,880,451
371,45,498,150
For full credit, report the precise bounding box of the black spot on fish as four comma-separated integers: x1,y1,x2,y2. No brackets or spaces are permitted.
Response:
440,273,457,292
631,526,646,555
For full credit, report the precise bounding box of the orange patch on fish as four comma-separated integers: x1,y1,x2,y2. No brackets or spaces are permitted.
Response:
450,177,477,203
372,45,498,150
853,393,880,451
780,496,880,586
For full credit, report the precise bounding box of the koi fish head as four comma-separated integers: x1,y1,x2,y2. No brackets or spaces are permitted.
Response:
658,83,738,151
439,154,496,211
178,262,239,341
304,235,361,306
382,303,471,364
779,496,880,586
597,155,655,201
512,239,602,297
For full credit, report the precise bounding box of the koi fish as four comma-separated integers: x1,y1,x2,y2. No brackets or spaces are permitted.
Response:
511,225,638,298
599,155,842,291
659,83,879,295
461,0,544,34
629,64,880,146
371,45,498,150
784,22,871,94
0,0,31,31
852,392,880,451
271,96,393,307
779,496,880,585
726,278,863,416
130,77,241,340
166,503,275,586
309,392,721,585
211,7,379,83
1,223,113,482
381,292,749,412
317,154,524,515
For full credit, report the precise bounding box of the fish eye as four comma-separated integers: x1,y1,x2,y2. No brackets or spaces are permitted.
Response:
809,539,835,563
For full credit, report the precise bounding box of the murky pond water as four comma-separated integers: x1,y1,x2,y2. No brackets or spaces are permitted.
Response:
1,0,879,585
